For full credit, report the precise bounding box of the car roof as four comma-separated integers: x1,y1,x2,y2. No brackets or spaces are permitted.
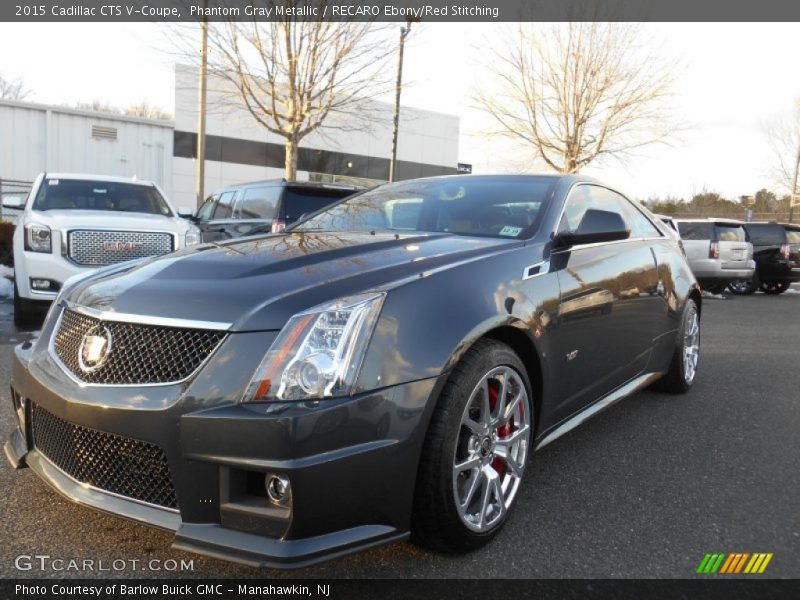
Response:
44,173,155,186
214,179,363,193
673,217,745,225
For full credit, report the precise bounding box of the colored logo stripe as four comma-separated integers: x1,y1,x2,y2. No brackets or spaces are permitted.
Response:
697,553,773,574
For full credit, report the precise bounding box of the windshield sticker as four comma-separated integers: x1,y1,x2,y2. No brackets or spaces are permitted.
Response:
49,179,59,185
499,225,523,237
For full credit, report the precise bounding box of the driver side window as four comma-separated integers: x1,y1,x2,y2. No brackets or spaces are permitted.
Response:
196,194,218,221
558,185,608,233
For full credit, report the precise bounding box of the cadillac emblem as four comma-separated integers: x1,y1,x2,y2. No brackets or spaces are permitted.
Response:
78,325,112,373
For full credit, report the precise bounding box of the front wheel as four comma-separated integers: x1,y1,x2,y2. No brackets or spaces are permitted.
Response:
411,339,532,553
13,283,39,328
760,281,790,294
651,298,700,394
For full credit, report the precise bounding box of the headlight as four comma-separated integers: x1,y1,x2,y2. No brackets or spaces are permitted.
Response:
24,224,52,253
185,229,201,246
243,292,385,402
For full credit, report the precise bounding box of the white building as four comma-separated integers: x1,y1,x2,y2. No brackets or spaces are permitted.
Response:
0,99,173,194
1,65,461,209
171,65,460,206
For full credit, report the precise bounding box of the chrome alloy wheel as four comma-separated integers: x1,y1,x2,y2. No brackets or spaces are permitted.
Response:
683,306,700,384
453,366,531,532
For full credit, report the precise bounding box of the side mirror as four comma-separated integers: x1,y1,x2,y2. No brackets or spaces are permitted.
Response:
554,209,630,248
2,196,25,209
177,205,197,219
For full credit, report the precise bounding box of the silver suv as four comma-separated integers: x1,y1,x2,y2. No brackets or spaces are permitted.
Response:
673,218,755,293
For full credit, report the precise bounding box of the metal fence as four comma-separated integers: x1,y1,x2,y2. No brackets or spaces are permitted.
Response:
0,178,32,225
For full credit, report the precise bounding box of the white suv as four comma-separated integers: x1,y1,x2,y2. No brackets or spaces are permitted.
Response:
10,173,200,325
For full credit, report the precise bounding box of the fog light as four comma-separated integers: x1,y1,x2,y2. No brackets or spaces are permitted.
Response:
30,278,52,290
265,474,291,506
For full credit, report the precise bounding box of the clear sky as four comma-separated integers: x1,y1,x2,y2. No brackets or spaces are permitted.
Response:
1,22,798,200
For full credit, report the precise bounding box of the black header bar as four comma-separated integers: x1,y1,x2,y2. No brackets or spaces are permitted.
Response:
4,0,800,22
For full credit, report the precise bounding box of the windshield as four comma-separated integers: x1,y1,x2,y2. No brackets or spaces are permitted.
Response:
293,176,555,239
33,179,172,216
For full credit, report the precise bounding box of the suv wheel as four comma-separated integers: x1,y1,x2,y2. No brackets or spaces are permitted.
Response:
760,281,790,295
727,279,756,295
412,339,532,553
652,298,700,393
13,283,39,328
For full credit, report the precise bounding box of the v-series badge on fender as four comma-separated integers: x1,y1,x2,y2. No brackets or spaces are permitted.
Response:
18,5,181,18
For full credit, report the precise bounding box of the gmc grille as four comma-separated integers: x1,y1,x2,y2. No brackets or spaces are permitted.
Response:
30,403,178,510
67,230,174,266
53,309,226,385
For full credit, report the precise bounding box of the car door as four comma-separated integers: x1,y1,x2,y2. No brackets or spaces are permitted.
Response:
196,190,238,242
549,184,661,419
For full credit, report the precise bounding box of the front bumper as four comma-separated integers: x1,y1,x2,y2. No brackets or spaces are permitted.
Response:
5,325,440,568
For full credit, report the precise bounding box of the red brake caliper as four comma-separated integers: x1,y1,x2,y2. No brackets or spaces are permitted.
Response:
488,381,509,476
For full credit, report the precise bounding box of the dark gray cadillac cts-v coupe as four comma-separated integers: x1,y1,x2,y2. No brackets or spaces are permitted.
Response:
5,175,701,567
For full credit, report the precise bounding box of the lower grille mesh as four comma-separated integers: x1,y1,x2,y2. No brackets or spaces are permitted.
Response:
30,403,178,509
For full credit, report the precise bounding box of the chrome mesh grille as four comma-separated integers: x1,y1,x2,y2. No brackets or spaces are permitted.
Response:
67,230,174,266
30,403,178,509
53,309,226,385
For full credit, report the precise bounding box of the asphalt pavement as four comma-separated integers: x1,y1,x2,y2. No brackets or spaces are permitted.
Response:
1,289,798,579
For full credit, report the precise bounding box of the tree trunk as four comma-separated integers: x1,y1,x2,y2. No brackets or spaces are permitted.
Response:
790,144,800,223
284,137,298,181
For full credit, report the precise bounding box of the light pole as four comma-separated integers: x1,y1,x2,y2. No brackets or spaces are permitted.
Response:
388,19,417,183
195,1,208,208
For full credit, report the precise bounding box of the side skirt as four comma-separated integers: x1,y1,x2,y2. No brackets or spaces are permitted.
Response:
535,372,664,450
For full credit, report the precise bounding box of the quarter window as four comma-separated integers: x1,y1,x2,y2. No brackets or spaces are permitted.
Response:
677,222,714,240
239,186,280,219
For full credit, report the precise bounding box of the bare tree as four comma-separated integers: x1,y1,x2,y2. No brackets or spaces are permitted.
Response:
0,74,31,101
124,101,173,120
173,8,392,180
765,99,800,221
474,23,677,173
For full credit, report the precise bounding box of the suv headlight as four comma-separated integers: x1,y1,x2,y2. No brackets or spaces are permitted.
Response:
185,229,201,246
243,292,385,402
24,223,52,253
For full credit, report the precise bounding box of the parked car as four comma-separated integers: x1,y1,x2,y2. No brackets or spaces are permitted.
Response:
10,173,200,326
5,174,701,568
193,180,361,242
672,218,754,293
728,222,800,295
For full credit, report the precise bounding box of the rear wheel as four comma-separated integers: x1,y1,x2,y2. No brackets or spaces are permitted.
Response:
727,279,756,295
652,298,700,394
760,281,790,294
412,339,532,553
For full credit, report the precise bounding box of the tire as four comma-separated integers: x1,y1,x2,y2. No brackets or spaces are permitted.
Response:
13,283,39,328
727,279,756,295
411,339,533,554
760,281,790,295
651,298,700,394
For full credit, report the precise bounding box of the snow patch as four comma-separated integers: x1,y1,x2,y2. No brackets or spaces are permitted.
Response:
701,290,726,300
0,265,13,299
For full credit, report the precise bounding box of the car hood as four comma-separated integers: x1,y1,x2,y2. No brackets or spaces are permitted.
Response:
27,209,190,233
66,231,519,331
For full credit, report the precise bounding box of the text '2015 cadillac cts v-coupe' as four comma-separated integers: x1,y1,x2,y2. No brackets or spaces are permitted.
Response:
4,175,701,568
